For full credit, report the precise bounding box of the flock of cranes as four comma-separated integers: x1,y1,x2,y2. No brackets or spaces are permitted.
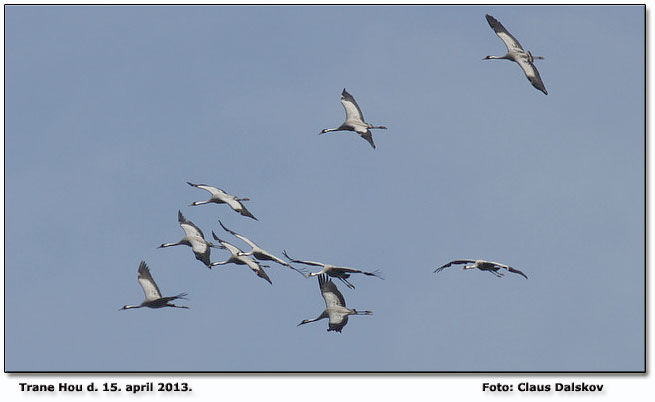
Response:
122,180,383,332
122,13,536,331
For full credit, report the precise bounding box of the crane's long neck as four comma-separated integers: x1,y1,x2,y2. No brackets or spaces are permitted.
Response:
159,241,183,248
484,54,511,60
190,200,210,206
299,311,329,326
120,305,143,310
352,309,373,316
320,127,340,135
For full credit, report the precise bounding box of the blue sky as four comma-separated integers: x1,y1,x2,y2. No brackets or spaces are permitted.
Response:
4,4,644,375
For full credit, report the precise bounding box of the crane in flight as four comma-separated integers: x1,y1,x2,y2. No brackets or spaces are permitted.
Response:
120,261,189,310
434,259,528,279
320,88,388,149
282,250,383,289
187,182,257,220
483,14,548,95
298,274,372,332
218,220,306,277
158,210,217,268
211,232,273,285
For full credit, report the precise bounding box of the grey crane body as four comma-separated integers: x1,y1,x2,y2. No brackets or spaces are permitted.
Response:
434,259,528,279
282,250,383,289
211,232,272,284
320,88,387,149
187,182,257,220
484,14,548,95
158,210,217,268
218,221,306,277
298,274,372,332
121,261,189,310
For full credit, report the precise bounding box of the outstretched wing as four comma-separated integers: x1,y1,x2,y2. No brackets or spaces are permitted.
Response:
254,250,307,276
507,267,528,279
178,210,205,239
486,260,529,279
319,274,346,308
507,266,529,279
244,258,272,284
332,266,383,279
219,220,257,249
341,88,366,124
434,259,476,273
282,250,325,268
137,261,163,301
212,232,242,256
360,130,376,149
516,57,548,95
237,202,258,220
485,14,524,52
187,182,227,197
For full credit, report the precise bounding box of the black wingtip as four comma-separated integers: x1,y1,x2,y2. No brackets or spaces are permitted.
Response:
260,273,273,285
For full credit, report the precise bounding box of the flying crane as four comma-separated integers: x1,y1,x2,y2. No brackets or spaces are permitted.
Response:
434,259,528,279
483,14,548,95
187,181,257,220
158,210,217,268
218,220,306,277
282,250,383,289
120,261,189,310
320,88,388,149
298,274,372,332
211,232,273,284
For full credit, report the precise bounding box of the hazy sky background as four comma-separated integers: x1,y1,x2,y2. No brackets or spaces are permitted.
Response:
4,5,644,374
